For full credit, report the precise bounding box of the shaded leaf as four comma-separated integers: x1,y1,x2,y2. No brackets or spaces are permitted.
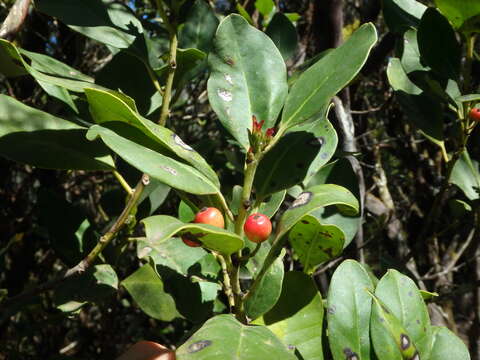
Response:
254,117,338,198
179,0,219,52
244,249,285,320
258,190,286,218
122,264,178,321
383,0,427,34
434,0,480,32
265,13,298,60
207,14,287,149
430,326,471,360
176,314,296,359
260,271,324,360
450,150,480,200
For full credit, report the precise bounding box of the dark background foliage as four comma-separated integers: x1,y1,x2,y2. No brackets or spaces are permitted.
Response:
0,0,479,358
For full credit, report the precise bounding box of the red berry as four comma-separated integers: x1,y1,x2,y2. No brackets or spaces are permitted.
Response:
244,213,272,243
470,107,480,122
182,237,202,247
194,207,225,228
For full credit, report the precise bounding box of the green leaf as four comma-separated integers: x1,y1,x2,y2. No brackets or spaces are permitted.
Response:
288,215,345,274
456,94,480,103
54,264,118,311
35,0,144,51
141,215,244,255
236,4,254,25
176,314,296,359
0,39,103,93
383,0,427,34
276,184,359,240
430,326,471,360
254,117,338,198
244,249,285,320
327,260,374,360
280,23,377,128
374,270,432,360
265,13,298,60
387,58,445,148
122,264,178,321
417,8,461,80
450,150,480,200
255,0,275,18
258,190,286,218
207,14,287,149
434,0,480,32
85,88,219,187
86,124,219,195
370,292,419,360
137,237,207,277
179,0,219,52
306,158,361,248
260,271,324,360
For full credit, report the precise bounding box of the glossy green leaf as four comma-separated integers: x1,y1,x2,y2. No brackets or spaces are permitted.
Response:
258,190,286,218
306,158,361,248
259,271,324,360
176,314,296,360
35,0,144,50
450,150,480,200
266,13,298,60
281,23,376,128
85,88,219,187
387,58,445,148
179,0,219,52
54,264,118,311
456,94,480,103
430,326,471,360
418,8,461,80
289,215,345,274
0,39,103,92
276,184,359,240
375,270,432,360
141,215,243,255
86,125,219,195
122,263,178,321
434,0,480,31
244,249,285,320
207,14,287,149
137,237,207,277
254,117,337,198
383,0,427,34
327,260,374,360
370,292,419,360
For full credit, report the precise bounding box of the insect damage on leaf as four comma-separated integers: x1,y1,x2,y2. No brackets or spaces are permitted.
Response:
290,191,313,208
343,347,359,360
217,88,232,101
173,134,193,151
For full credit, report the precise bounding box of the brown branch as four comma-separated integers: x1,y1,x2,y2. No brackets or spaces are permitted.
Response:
0,0,31,40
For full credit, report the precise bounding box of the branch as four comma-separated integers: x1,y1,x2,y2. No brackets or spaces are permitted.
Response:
2,174,150,308
0,0,31,40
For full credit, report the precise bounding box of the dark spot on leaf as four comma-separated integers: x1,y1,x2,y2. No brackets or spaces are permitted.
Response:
308,136,325,148
416,319,420,324
343,348,359,360
324,247,334,257
321,153,329,159
327,305,336,314
290,192,313,208
188,340,212,353
381,305,390,314
410,351,420,360
301,220,309,224
379,317,385,323
408,291,413,297
319,231,333,238
400,334,410,350
225,57,235,66
287,344,295,351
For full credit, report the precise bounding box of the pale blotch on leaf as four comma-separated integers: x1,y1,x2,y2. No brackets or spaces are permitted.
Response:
161,165,178,176
290,191,313,208
138,246,152,258
173,134,193,151
217,88,233,102
400,334,410,350
224,73,233,85
188,340,212,353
